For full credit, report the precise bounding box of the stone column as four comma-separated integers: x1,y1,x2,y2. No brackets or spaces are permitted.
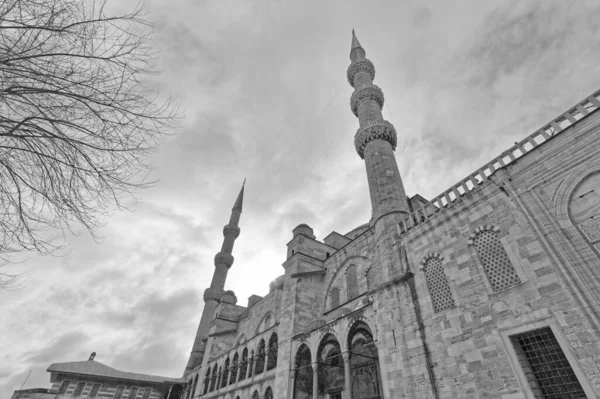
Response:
312,362,320,399
343,351,352,399
264,352,269,374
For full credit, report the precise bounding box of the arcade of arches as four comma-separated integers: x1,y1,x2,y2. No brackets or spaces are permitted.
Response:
293,321,382,399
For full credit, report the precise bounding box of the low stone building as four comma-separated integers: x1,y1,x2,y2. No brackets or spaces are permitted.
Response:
20,31,600,398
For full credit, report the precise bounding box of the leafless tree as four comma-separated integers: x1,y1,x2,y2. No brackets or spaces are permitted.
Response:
0,0,178,288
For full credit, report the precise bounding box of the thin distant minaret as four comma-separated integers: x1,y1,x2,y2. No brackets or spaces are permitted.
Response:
347,31,410,225
184,181,245,375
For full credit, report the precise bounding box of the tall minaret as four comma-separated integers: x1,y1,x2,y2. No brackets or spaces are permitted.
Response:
347,31,410,226
184,181,245,375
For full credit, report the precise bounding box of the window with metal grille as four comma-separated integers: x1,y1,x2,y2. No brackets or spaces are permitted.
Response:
474,230,520,291
423,256,455,312
73,381,86,396
330,287,340,308
141,387,151,399
57,380,71,394
128,387,138,399
511,327,586,398
89,384,101,398
366,266,377,290
346,264,359,299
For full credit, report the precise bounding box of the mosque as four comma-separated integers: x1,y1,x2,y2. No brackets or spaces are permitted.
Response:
12,31,600,399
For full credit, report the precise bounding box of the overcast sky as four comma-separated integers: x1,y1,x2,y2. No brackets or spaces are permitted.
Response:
2,0,600,396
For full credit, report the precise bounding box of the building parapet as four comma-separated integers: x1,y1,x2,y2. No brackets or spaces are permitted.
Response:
398,89,600,234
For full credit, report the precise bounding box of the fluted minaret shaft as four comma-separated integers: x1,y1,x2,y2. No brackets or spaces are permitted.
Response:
184,181,245,375
347,31,409,224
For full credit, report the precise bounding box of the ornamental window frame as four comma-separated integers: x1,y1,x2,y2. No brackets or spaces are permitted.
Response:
419,252,457,314
467,225,528,294
498,317,595,399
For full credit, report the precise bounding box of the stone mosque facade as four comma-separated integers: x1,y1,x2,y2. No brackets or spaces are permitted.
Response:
15,32,600,399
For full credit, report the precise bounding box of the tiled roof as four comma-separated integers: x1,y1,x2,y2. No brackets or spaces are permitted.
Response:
47,360,185,384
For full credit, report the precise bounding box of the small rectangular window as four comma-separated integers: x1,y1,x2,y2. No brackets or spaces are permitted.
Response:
89,383,102,397
58,380,71,394
114,385,125,399
128,387,139,399
511,327,586,398
141,387,152,399
73,381,86,396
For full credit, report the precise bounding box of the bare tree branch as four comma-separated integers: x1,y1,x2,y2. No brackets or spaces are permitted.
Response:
0,0,179,288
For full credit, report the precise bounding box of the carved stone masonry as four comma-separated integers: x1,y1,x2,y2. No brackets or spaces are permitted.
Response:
350,85,384,117
347,59,375,87
354,121,398,159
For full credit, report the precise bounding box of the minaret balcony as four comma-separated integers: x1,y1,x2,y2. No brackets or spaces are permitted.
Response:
223,224,240,239
347,59,375,87
354,120,397,159
214,252,234,268
350,84,384,116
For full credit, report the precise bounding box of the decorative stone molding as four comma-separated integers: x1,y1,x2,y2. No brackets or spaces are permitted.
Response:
347,59,375,87
223,224,240,239
215,252,234,268
467,225,501,245
419,252,444,270
204,287,223,302
350,85,384,117
354,120,397,159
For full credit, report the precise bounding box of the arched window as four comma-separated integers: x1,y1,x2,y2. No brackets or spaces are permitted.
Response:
293,344,313,398
330,287,340,308
248,350,254,378
423,255,455,312
209,366,217,392
473,228,520,292
221,357,229,388
251,390,260,399
366,266,377,290
216,366,222,390
569,173,600,253
346,264,359,299
239,347,248,381
203,367,210,395
255,339,266,375
230,352,238,385
267,333,278,370
264,386,273,399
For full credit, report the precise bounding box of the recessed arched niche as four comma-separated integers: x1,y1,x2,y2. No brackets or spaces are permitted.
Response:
569,173,600,255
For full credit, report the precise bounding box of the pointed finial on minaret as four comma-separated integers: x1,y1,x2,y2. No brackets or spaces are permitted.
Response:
351,29,362,51
233,179,245,212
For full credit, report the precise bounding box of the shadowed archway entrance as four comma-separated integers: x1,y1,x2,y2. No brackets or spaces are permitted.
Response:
293,344,313,399
348,321,382,399
317,333,345,399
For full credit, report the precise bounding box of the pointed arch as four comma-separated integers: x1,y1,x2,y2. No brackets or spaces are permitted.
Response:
221,357,229,388
264,386,273,399
239,347,248,381
293,343,313,399
209,366,217,392
255,339,266,375
203,366,210,395
251,390,260,399
230,352,238,385
316,333,344,396
366,266,378,290
255,311,274,335
248,349,255,378
469,226,520,292
267,333,278,370
347,320,382,398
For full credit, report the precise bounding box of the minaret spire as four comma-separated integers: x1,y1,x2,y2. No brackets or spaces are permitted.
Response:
347,31,410,225
184,180,245,375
